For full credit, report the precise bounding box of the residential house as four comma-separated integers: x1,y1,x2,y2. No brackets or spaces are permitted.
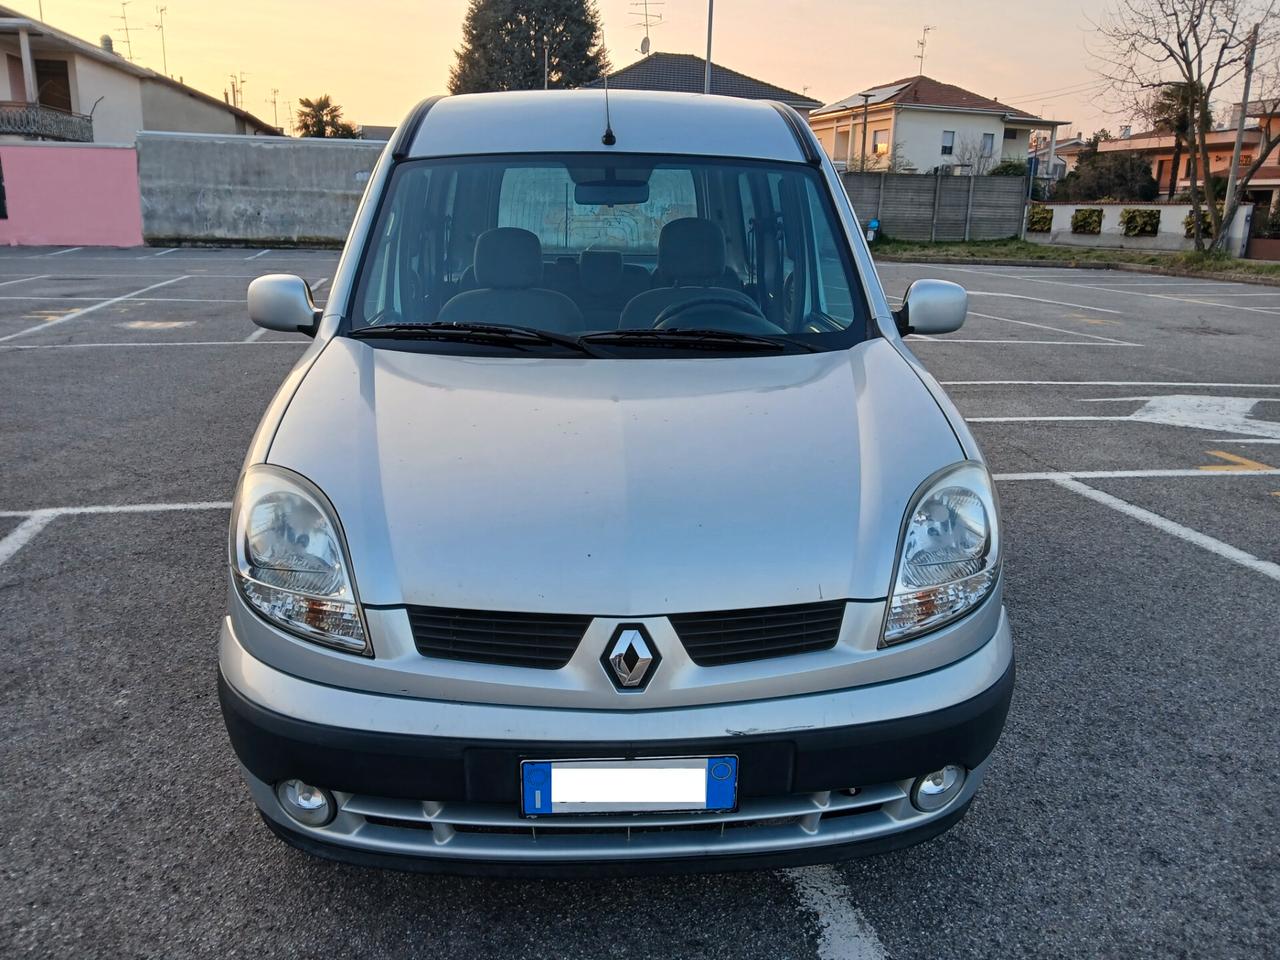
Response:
585,52,822,116
0,5,278,144
1030,133,1087,181
1097,102,1279,212
809,75,1065,174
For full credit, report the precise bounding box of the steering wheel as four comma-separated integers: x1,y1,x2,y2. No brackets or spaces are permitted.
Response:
652,292,784,335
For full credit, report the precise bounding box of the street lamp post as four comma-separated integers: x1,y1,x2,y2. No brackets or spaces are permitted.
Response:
859,93,871,171
704,0,713,94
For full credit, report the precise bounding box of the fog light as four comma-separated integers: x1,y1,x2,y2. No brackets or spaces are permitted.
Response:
911,765,966,812
275,778,335,827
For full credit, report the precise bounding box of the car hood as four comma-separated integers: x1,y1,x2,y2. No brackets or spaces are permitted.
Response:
266,337,963,612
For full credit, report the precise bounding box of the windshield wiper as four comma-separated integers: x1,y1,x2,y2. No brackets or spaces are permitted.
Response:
351,322,599,356
581,327,816,353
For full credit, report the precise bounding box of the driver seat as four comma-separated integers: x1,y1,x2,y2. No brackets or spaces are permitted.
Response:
619,218,757,329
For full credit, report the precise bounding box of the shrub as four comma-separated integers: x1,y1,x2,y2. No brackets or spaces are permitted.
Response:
1027,205,1053,233
1071,208,1103,234
1260,206,1280,239
988,159,1028,176
1119,208,1161,237
1183,203,1223,238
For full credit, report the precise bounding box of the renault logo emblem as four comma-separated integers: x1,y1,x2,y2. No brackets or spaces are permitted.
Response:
603,624,659,690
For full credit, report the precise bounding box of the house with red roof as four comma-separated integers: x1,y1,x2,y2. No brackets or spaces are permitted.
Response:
809,75,1066,175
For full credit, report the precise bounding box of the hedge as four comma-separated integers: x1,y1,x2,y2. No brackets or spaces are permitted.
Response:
1071,208,1103,234
1184,204,1224,238
1119,208,1161,237
1027,206,1053,233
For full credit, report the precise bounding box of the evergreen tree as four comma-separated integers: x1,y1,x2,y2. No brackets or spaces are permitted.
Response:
449,0,610,94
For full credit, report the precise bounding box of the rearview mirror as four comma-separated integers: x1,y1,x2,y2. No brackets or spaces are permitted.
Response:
575,181,650,205
247,274,320,336
894,279,966,336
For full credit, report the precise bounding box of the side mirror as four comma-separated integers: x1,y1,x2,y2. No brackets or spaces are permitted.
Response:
894,279,967,336
247,274,321,336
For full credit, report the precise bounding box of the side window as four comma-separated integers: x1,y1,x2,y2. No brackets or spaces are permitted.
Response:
804,179,856,326
872,129,890,156
981,133,995,157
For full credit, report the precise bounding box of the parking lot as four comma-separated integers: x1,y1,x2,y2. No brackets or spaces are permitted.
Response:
2,246,1278,959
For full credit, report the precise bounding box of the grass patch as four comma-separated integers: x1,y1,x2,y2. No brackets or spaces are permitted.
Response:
871,237,1280,282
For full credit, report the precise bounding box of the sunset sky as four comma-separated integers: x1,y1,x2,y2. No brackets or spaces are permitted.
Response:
29,1,1129,136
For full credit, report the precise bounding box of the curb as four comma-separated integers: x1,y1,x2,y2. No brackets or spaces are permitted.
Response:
873,255,1280,288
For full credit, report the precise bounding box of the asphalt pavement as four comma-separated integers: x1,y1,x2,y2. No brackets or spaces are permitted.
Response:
1,247,1278,959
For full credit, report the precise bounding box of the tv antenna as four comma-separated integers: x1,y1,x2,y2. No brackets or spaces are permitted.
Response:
154,6,168,76
915,25,935,75
630,0,663,55
114,2,136,60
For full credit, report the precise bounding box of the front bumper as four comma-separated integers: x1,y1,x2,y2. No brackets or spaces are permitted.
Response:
219,608,1014,875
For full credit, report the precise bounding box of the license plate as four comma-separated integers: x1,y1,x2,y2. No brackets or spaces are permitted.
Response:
520,756,738,816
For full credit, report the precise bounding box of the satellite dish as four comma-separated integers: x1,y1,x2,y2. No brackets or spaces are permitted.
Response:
640,35,650,55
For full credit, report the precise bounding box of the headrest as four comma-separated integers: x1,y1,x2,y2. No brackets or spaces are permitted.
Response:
657,218,726,282
474,228,542,288
579,249,623,296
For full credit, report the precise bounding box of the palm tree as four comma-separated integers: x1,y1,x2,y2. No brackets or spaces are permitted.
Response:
1146,83,1209,200
295,95,357,138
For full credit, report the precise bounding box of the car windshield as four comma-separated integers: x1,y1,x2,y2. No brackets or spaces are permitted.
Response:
350,153,868,354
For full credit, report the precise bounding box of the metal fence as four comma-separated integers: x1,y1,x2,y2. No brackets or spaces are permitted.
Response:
839,172,1028,242
0,102,93,142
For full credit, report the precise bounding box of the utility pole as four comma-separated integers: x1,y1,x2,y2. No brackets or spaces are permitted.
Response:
154,5,168,76
268,88,280,129
114,2,135,60
915,25,935,75
703,0,714,94
859,92,871,171
543,37,549,89
1221,21,1259,244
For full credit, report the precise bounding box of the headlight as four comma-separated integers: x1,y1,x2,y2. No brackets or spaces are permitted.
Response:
229,465,370,655
883,462,1000,645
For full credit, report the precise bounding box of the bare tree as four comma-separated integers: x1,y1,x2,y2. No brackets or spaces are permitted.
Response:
1092,0,1278,251
952,135,997,175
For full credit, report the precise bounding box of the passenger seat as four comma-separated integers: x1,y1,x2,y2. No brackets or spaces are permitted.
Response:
438,228,584,333
576,249,650,330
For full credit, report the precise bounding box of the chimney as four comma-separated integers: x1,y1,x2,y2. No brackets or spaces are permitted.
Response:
1120,124,1131,139
100,34,114,53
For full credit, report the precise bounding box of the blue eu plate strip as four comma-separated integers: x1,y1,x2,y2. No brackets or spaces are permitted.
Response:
705,756,737,811
522,761,553,815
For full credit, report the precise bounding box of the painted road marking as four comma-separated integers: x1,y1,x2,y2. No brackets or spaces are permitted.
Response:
0,296,244,303
0,511,57,568
43,247,83,257
312,277,329,289
243,327,267,342
1079,395,1280,440
941,381,1280,388
996,468,1280,480
0,274,48,288
932,265,1280,318
967,310,1138,345
782,866,887,960
0,339,303,350
0,277,189,343
910,339,1138,347
244,249,271,260
1054,478,1280,584
1199,451,1276,472
968,291,1124,314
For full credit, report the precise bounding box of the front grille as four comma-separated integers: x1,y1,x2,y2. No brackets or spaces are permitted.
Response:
406,606,591,669
669,600,846,666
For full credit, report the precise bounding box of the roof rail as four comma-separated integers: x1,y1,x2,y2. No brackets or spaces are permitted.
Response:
391,96,443,161
768,101,821,166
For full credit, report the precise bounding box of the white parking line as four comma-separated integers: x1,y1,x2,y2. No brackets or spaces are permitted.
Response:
968,291,1123,314
994,468,1280,480
244,249,271,260
782,866,887,960
943,380,1280,387
1054,478,1280,583
967,310,1138,345
43,246,83,257
0,274,48,288
0,339,302,350
0,511,57,567
244,327,267,342
0,296,243,303
910,338,1138,347
0,276,188,343
970,415,1131,423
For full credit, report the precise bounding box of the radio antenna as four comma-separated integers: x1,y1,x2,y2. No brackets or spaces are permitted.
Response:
601,73,616,146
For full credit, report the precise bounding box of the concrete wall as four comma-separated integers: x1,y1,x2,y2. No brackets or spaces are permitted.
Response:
0,142,143,246
135,132,384,244
1027,201,1255,255
841,171,1028,241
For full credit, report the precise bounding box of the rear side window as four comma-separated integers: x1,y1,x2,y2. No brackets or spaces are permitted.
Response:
498,166,697,254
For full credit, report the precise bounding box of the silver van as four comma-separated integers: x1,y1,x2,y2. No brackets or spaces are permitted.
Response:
220,90,1013,875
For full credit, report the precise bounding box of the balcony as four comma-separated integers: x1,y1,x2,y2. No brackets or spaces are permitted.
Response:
0,101,92,142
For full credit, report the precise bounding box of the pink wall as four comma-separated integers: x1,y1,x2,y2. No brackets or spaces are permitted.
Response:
0,144,143,247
